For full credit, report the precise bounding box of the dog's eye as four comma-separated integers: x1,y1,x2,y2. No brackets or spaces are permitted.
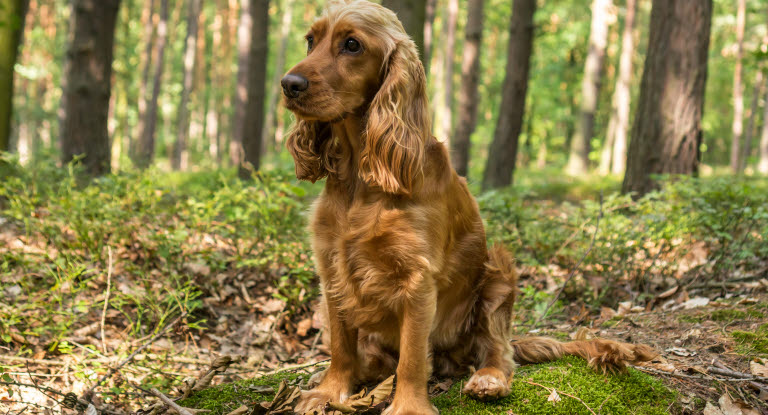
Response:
344,38,361,53
306,36,314,53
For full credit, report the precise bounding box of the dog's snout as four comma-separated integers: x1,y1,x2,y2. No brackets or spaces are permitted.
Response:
281,74,309,98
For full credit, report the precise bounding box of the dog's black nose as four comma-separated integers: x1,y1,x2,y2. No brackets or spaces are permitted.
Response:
281,74,309,98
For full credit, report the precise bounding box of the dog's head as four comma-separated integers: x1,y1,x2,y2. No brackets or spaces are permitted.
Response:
283,0,430,196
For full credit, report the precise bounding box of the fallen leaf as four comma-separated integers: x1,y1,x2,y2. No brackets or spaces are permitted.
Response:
547,389,561,405
750,359,768,377
658,285,678,299
666,347,696,357
225,405,249,415
680,297,710,310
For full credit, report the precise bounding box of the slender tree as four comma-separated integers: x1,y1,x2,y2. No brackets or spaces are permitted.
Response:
451,0,483,177
423,0,436,74
759,74,768,174
622,0,712,196
135,0,168,168
262,0,294,154
730,0,746,173
741,69,765,172
131,0,156,163
172,0,203,170
482,0,537,190
438,0,458,143
0,0,29,154
60,0,121,175
382,0,427,61
599,0,636,175
235,0,269,178
566,0,613,175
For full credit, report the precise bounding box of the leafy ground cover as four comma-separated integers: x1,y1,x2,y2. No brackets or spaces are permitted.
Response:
1,156,767,413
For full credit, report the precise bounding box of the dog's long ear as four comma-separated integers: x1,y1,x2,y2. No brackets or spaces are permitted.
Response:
360,39,430,196
286,119,334,183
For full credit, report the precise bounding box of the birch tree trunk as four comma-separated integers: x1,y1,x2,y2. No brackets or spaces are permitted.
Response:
566,0,613,175
482,0,537,190
730,0,746,173
622,0,712,196
451,0,483,177
60,0,121,175
172,0,203,170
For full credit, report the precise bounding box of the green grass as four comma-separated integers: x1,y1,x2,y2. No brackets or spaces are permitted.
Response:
178,358,677,415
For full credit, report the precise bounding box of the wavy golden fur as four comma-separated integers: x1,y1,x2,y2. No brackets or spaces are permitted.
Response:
281,1,656,413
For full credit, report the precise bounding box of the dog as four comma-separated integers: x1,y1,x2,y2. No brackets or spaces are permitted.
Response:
280,1,656,413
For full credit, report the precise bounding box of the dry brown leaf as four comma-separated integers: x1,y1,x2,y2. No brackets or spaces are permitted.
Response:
224,405,249,415
704,394,761,415
658,285,678,299
750,358,768,377
547,389,561,405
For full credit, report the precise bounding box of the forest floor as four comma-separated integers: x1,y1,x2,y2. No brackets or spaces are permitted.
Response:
1,160,767,414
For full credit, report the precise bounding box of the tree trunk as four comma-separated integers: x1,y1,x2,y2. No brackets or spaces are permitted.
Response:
136,0,168,168
622,0,712,196
481,0,536,190
60,0,121,175
759,73,768,174
423,0,436,75
382,0,426,62
599,0,636,175
451,0,483,177
172,0,203,170
231,0,251,166
131,0,156,163
262,0,294,155
566,0,613,175
0,0,29,153
730,0,746,173
438,0,458,144
236,0,269,179
741,69,765,172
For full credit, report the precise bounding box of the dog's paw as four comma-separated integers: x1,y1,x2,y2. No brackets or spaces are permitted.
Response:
382,399,439,415
462,367,510,401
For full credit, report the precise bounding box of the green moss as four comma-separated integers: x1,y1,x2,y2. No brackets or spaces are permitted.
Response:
178,372,301,415
710,309,763,321
434,357,677,415
732,323,768,356
677,314,703,324
179,358,677,415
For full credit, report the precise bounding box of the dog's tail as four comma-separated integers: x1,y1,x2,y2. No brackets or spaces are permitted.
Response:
511,337,657,373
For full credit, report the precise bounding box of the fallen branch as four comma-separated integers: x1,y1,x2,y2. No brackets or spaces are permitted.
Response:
100,246,113,354
149,387,209,415
522,379,596,415
708,366,768,383
534,191,604,327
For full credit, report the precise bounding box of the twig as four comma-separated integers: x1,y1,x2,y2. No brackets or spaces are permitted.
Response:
630,365,754,383
708,366,768,383
258,359,331,377
149,388,195,415
534,191,604,327
101,246,113,354
522,379,596,415
82,312,187,399
253,307,288,373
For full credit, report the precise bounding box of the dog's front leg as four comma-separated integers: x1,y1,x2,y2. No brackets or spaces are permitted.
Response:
296,296,358,412
384,282,439,415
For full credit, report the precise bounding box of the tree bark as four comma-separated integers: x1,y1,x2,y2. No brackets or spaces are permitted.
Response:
236,0,269,178
131,0,156,163
481,0,536,190
172,0,203,170
262,0,294,155
438,0,458,144
741,69,765,172
60,0,121,175
0,0,29,153
423,0,436,75
599,0,636,175
759,73,768,174
451,0,483,177
231,0,251,166
622,0,712,196
730,0,746,173
566,0,613,175
135,0,168,168
382,0,426,62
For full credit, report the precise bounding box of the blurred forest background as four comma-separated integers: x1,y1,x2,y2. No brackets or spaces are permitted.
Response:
2,0,768,414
